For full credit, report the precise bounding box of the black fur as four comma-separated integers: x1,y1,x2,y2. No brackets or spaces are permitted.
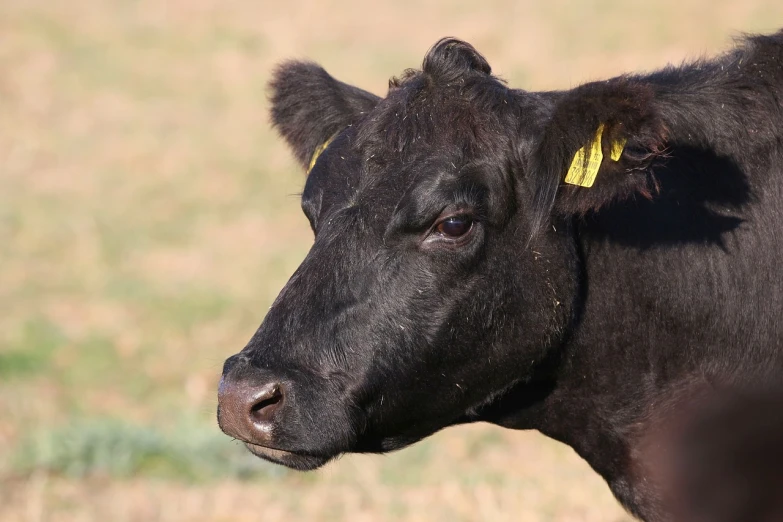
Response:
269,61,380,167
529,78,666,232
219,31,783,521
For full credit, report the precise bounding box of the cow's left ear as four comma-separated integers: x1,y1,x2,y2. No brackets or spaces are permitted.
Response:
528,78,667,234
270,61,381,171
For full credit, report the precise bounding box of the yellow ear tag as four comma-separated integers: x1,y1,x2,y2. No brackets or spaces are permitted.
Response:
610,135,627,162
306,133,338,175
564,124,626,188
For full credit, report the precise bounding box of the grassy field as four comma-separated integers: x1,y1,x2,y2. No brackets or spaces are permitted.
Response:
1,1,781,520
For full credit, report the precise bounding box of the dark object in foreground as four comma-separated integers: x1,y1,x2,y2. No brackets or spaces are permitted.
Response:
672,391,783,522
218,31,783,522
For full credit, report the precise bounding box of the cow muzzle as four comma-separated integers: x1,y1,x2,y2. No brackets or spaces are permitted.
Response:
216,354,334,470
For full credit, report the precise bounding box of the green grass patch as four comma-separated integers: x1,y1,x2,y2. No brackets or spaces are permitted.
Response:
0,316,64,379
13,417,286,482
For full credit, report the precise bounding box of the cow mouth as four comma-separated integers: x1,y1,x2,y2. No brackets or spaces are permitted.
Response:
244,442,332,471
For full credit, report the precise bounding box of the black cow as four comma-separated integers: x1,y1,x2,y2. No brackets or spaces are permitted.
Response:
217,31,783,521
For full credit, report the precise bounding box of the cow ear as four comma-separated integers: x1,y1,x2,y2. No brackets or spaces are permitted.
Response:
269,61,381,171
528,78,667,234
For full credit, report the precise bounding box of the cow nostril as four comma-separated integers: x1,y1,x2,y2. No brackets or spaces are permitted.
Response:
249,384,283,424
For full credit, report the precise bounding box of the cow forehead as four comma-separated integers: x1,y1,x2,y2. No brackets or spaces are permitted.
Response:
323,135,495,211
356,81,516,163
305,77,523,223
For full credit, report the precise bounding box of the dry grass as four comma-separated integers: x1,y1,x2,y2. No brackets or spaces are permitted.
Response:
3,427,632,522
1,0,782,520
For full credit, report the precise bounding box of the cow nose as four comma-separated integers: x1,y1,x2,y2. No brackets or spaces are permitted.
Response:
217,376,285,444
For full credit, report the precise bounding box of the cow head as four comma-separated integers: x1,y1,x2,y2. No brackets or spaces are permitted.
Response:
217,38,665,470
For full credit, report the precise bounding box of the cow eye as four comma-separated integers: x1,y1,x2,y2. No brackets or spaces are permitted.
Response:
436,215,473,238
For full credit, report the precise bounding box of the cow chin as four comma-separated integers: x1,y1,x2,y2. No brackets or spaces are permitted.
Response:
244,442,333,471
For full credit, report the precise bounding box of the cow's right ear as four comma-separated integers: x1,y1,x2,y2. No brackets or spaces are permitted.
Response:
269,62,381,171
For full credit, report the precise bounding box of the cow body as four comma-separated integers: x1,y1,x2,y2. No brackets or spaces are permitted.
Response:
542,127,783,514
218,32,783,521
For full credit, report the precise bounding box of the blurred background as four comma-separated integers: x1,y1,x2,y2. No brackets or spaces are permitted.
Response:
1,1,781,521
